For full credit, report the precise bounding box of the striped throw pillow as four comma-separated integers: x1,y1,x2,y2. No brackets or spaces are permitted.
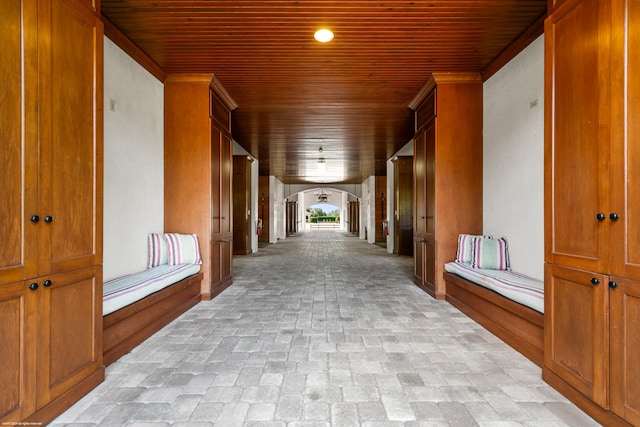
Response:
456,234,491,264
470,236,511,270
147,233,169,268
165,233,202,265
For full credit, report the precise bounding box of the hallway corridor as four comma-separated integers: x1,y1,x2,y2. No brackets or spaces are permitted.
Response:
52,230,598,426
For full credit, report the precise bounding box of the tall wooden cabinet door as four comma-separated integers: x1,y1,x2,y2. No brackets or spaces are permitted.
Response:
609,276,640,424
393,157,413,256
221,133,233,237
413,131,426,286
413,239,424,285
38,0,103,276
610,0,640,282
413,132,426,236
210,124,223,294
0,0,38,286
544,0,610,273
36,267,102,407
424,118,437,293
544,264,609,407
0,282,37,422
221,133,233,284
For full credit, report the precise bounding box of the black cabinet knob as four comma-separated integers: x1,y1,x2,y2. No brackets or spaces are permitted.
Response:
596,213,606,221
29,283,39,291
30,215,40,223
44,216,54,223
591,278,600,285
43,280,52,287
609,213,619,221
609,281,618,289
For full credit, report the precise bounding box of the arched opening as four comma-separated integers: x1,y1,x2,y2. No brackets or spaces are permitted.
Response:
307,202,340,229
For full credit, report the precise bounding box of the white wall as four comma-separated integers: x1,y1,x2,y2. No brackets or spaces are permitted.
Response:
251,158,259,252
386,160,395,253
483,35,544,280
271,176,286,242
103,38,164,280
362,176,378,243
360,177,369,240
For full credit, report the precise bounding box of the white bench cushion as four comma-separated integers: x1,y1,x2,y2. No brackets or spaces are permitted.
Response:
444,261,544,313
103,264,201,316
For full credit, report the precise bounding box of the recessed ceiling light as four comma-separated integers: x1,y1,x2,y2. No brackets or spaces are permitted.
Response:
314,29,334,43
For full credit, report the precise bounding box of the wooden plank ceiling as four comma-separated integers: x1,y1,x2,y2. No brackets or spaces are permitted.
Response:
101,0,547,184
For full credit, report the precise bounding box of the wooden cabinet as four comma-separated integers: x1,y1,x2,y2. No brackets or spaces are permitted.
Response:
258,176,271,243
544,0,640,425
233,155,252,255
393,157,413,256
165,75,236,299
348,200,360,234
409,73,483,299
212,95,234,290
0,0,103,423
286,201,298,235
374,176,387,243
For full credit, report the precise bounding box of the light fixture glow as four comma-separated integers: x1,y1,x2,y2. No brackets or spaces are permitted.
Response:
317,158,326,171
314,29,334,43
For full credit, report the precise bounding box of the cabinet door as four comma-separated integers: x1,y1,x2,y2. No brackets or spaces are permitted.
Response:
36,267,102,407
221,240,233,285
0,282,37,422
221,133,233,237
39,0,103,276
424,117,436,293
210,125,233,293
544,264,608,407
414,131,426,235
0,0,39,286
544,0,610,273
609,276,640,424
210,124,222,296
221,133,233,282
394,157,413,256
610,0,640,281
413,239,425,285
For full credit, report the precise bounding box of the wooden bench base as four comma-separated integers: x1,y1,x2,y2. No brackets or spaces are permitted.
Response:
103,272,203,366
444,271,544,367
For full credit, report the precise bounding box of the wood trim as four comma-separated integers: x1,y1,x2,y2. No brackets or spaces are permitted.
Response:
408,72,482,110
408,78,437,111
210,275,233,300
444,271,544,367
103,273,203,366
24,368,104,426
211,74,239,111
542,368,633,427
481,12,546,81
164,74,214,87
101,14,166,82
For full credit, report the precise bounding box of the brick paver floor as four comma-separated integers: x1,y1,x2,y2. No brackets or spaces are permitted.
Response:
51,230,599,426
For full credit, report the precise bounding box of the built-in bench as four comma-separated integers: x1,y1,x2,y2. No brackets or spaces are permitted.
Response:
443,235,544,366
103,233,203,366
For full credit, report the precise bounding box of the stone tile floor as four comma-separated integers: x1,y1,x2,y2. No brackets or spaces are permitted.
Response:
51,230,600,426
